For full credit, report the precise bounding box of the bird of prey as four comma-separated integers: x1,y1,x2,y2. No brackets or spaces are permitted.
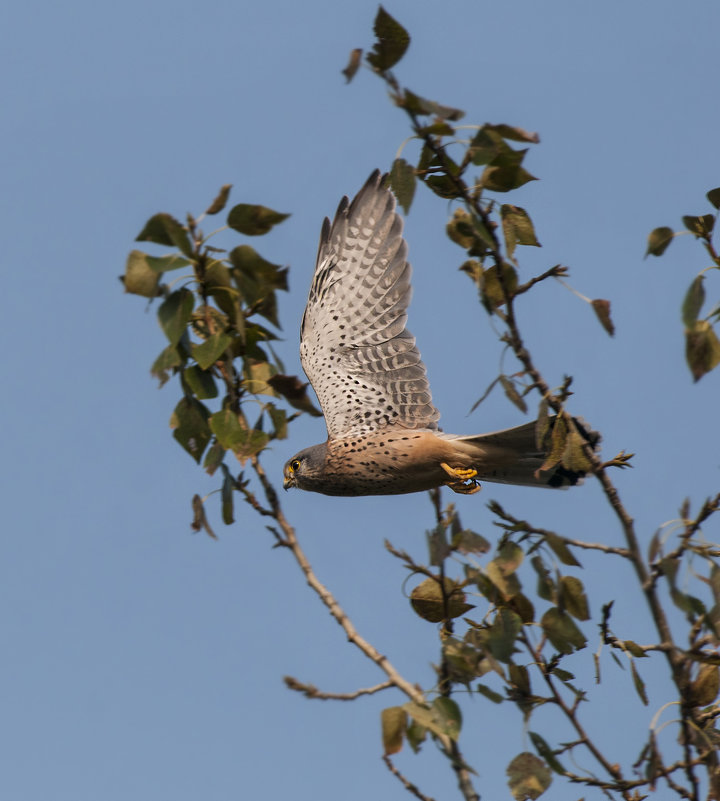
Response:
283,170,597,496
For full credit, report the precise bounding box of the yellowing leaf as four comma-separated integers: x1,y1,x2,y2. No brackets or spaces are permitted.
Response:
341,47,363,83
507,752,552,801
381,706,407,755
122,250,162,298
591,298,615,336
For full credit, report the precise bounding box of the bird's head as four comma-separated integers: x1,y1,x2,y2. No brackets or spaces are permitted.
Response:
282,444,326,491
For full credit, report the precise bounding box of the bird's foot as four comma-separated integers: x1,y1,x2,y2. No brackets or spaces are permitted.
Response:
440,463,481,495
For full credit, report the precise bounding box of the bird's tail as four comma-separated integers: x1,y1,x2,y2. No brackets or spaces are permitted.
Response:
442,417,600,488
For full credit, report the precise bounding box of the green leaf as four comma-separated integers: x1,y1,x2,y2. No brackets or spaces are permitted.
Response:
403,699,461,741
227,204,289,236
483,561,520,601
507,752,552,801
645,226,674,257
203,440,226,476
528,732,567,775
488,608,523,663
151,344,184,387
381,706,407,755
417,121,455,137
443,636,483,686
244,360,278,397
136,213,193,257
541,608,587,654
501,205,540,257
622,640,648,658
209,408,246,451
706,187,720,209
630,660,649,705
205,184,232,216
481,263,518,311
170,397,211,463
495,541,524,575
447,209,480,249
468,127,507,165
209,409,270,464
683,214,714,239
341,47,363,83
192,330,233,370
559,576,589,621
476,683,504,704
682,275,706,327
685,319,720,381
367,6,410,71
543,533,581,567
122,250,163,297
508,592,535,624
508,663,530,695
158,288,194,347
531,556,555,602
591,298,615,336
482,164,538,193
266,403,288,440
400,88,464,121
390,158,416,214
183,365,218,399
144,253,192,273
452,529,491,555
220,464,235,525
405,719,427,753
431,697,462,739
230,245,288,328
484,123,540,144
205,262,243,330
426,174,463,199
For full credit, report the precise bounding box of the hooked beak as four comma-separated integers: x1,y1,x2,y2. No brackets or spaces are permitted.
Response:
283,475,293,491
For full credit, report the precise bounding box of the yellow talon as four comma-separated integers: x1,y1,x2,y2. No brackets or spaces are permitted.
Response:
440,463,481,495
440,463,478,481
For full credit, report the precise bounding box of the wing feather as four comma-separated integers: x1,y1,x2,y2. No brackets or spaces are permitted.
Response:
300,170,440,439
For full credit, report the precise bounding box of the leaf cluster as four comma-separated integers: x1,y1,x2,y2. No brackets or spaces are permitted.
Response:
121,185,319,528
647,187,720,380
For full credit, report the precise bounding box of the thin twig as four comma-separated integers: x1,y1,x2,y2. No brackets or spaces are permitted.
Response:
383,755,438,801
284,676,394,700
251,457,426,704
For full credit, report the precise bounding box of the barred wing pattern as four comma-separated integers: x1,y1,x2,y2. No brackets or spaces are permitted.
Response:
300,170,440,440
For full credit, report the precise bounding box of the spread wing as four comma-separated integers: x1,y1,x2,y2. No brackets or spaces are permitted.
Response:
300,170,440,440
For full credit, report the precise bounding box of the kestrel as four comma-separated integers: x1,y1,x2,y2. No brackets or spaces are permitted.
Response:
283,170,598,496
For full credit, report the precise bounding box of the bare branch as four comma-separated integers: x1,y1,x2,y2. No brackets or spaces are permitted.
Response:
383,755,438,801
284,676,394,701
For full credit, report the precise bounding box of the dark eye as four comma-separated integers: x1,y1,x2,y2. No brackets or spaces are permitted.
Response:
290,459,301,472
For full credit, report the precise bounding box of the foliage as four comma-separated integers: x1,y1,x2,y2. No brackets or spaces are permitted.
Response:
647,189,720,381
121,182,322,524
123,7,720,801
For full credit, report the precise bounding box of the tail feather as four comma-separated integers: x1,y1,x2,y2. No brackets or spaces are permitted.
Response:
441,417,600,489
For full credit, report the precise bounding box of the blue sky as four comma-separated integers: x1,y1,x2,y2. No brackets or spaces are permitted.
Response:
3,1,719,799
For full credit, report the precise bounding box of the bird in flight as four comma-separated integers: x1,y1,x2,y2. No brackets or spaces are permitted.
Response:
283,170,597,496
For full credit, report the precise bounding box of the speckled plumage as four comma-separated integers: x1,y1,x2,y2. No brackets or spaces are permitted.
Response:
283,171,599,496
